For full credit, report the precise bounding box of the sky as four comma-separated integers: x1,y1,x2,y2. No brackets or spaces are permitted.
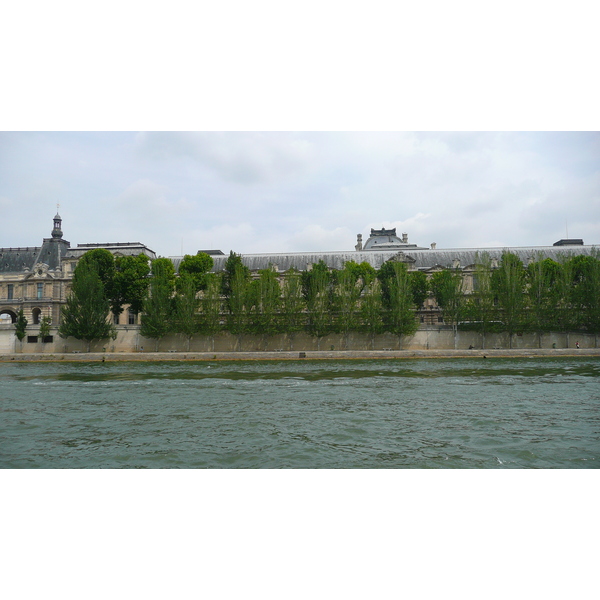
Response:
1,131,598,257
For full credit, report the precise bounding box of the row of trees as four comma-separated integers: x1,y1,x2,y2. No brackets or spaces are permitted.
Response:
140,253,428,350
53,248,600,351
57,249,216,350
431,251,600,347
14,309,52,344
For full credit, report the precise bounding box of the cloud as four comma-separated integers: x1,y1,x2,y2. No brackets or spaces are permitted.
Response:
135,132,314,184
1,132,598,257
115,179,194,216
287,225,353,253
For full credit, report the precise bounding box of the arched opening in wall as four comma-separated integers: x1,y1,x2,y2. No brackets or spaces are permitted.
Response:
0,310,18,324
32,308,42,325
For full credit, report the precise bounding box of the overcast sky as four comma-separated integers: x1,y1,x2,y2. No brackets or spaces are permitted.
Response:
0,131,598,257
1,4,598,259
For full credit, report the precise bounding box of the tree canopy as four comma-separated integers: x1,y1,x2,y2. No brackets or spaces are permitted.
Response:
58,258,116,349
178,252,214,292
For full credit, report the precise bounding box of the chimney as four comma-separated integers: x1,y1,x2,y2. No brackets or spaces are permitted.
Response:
402,233,408,243
431,242,436,250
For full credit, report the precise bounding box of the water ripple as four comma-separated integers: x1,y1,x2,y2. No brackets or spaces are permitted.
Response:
0,357,598,468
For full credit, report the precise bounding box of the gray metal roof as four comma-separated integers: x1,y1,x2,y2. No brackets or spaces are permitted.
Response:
169,244,599,274
65,242,157,260
0,247,41,273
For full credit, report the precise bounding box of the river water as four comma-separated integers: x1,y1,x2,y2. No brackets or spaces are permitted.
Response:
1,357,598,468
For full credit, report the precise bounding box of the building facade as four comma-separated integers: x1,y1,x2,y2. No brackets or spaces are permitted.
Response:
0,214,156,332
1,215,597,352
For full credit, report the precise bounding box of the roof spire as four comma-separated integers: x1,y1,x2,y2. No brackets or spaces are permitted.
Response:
52,210,63,239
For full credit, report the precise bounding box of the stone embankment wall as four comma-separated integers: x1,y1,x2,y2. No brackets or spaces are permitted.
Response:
2,325,598,353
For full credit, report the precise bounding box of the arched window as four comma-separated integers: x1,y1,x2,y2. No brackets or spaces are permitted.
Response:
32,308,42,325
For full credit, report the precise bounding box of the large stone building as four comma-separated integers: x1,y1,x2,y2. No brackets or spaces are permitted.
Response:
0,213,156,332
1,214,597,351
170,226,597,328
172,226,593,277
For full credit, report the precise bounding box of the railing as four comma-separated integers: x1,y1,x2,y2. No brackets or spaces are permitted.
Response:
23,297,56,302
0,297,56,303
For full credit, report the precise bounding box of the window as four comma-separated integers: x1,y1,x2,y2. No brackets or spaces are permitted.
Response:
113,313,120,325
438,316,444,323
27,336,38,343
37,283,43,299
128,311,136,325
7,284,13,300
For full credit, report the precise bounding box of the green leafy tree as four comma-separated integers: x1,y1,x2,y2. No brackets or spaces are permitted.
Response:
172,274,199,351
250,268,282,344
568,251,600,340
77,248,116,293
59,260,116,351
359,278,384,349
463,252,497,349
410,270,428,310
526,256,563,346
221,252,250,303
491,252,526,347
303,261,334,349
178,252,214,292
340,261,376,294
198,273,222,350
39,315,52,342
140,258,175,351
377,260,398,307
379,261,418,348
111,254,151,317
281,268,306,345
14,309,27,346
150,257,176,282
333,263,363,348
552,256,577,340
226,261,253,347
431,268,465,348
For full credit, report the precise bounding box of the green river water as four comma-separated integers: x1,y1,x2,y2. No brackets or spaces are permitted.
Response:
1,357,598,468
